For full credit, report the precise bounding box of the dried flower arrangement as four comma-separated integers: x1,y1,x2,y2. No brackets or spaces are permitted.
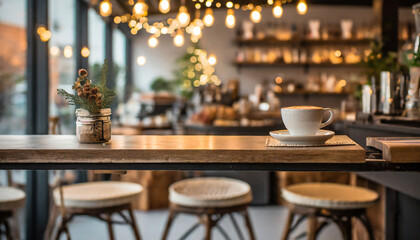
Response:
57,59,115,114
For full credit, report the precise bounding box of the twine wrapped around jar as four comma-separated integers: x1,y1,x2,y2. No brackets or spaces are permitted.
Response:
75,108,111,143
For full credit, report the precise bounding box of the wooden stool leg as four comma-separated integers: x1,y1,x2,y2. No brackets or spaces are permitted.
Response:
343,217,353,240
281,210,295,240
358,213,374,240
106,214,115,240
161,209,177,240
4,220,13,240
127,206,141,240
45,205,59,240
243,209,256,240
229,213,244,240
204,214,213,240
307,215,317,240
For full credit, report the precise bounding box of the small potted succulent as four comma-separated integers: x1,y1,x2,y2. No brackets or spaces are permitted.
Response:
58,59,115,143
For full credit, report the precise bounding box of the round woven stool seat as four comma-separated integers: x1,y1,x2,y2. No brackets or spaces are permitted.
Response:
53,181,143,209
169,177,252,207
0,186,26,211
282,183,378,210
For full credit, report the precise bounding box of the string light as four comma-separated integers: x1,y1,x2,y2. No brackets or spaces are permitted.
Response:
148,36,158,48
250,8,262,23
50,46,60,56
81,47,90,58
226,1,233,8
37,26,51,42
273,0,283,18
297,0,307,15
174,30,185,47
99,0,112,17
63,46,73,58
159,0,170,13
133,0,148,16
177,6,190,27
225,9,235,29
203,8,214,27
208,54,217,65
137,56,146,66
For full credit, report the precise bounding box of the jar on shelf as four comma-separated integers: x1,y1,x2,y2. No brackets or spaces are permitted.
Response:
75,108,111,143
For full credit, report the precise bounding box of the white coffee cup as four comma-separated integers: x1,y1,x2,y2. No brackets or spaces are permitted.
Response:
281,106,334,136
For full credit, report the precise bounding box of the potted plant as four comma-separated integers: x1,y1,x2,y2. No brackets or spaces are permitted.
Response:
58,60,115,143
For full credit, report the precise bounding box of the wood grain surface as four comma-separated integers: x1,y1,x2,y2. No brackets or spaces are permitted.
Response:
367,137,420,163
0,135,366,164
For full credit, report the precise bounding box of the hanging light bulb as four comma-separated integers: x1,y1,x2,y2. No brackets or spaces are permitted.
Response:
63,46,73,58
159,0,170,13
177,6,190,27
297,0,307,15
148,36,159,48
133,0,148,16
137,56,146,66
225,9,235,29
99,0,112,17
250,8,261,23
208,54,217,65
273,0,283,18
81,47,90,58
203,8,214,27
174,30,185,47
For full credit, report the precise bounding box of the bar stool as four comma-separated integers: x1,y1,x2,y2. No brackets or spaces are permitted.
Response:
162,177,256,240
47,181,143,240
0,186,25,240
281,183,379,240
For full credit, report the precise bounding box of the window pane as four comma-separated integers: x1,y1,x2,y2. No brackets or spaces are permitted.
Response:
88,8,105,80
0,0,27,134
113,29,127,104
49,0,76,134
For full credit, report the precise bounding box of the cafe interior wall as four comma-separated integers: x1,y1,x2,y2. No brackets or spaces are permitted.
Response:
132,5,413,95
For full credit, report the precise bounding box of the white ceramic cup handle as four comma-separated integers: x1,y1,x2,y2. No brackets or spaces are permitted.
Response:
320,108,334,128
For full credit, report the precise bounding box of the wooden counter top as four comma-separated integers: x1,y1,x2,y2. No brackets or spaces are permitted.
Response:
367,137,420,163
0,135,365,164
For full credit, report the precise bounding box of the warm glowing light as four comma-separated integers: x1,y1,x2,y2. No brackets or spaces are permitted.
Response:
203,8,214,27
63,46,73,58
297,0,307,15
99,0,112,17
50,46,59,56
81,47,90,58
275,76,283,84
40,30,51,42
161,27,168,34
174,30,185,47
273,1,283,18
131,28,138,35
215,2,221,8
208,54,217,65
133,0,148,16
114,16,121,24
335,50,342,57
192,25,202,37
159,0,170,13
205,1,211,7
338,79,347,87
148,36,158,48
137,56,146,66
267,0,274,5
226,1,233,8
177,6,190,27
195,3,201,9
250,9,261,23
225,9,235,29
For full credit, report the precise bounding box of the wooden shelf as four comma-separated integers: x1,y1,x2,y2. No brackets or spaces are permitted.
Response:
235,37,373,46
234,62,361,68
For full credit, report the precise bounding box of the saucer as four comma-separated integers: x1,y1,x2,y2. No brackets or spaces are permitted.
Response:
269,130,335,145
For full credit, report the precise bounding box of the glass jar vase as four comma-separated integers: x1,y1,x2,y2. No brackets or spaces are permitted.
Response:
75,108,111,143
